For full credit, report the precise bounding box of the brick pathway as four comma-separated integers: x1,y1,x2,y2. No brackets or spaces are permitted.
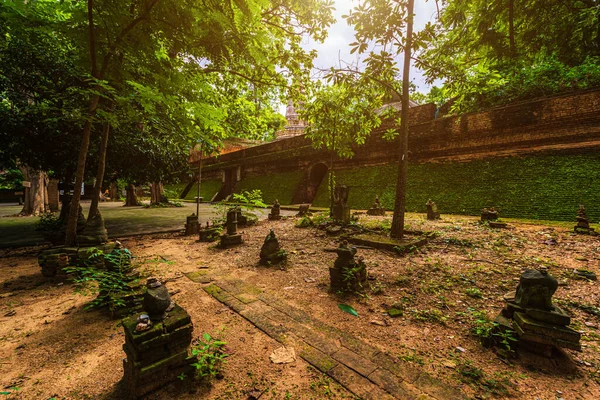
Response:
203,278,466,400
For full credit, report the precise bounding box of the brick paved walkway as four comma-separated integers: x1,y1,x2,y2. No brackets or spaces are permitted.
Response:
203,278,466,400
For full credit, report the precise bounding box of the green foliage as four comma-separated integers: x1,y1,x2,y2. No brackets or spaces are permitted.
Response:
64,248,136,312
411,308,447,324
191,332,229,381
337,303,359,317
35,212,62,232
465,288,483,299
0,169,23,189
232,189,267,208
295,216,314,228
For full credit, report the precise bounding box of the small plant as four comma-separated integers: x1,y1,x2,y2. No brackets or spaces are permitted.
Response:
35,212,62,231
465,287,483,299
411,308,447,324
295,216,313,228
64,247,137,312
191,332,229,381
398,349,425,365
232,189,267,208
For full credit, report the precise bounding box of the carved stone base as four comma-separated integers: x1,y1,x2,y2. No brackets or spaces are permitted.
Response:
220,233,243,248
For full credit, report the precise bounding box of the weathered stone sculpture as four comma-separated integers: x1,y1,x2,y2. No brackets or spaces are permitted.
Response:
199,221,219,242
481,207,507,228
220,207,243,247
184,213,200,236
122,296,196,398
259,229,286,265
426,199,440,220
367,196,385,216
329,240,367,292
142,278,172,321
574,205,596,235
268,199,282,220
497,268,581,356
78,209,109,245
296,204,310,217
333,185,350,224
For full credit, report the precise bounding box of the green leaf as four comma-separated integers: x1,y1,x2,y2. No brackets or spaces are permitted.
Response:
338,303,358,317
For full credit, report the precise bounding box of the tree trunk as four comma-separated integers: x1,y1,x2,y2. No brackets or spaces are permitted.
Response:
125,183,138,206
508,0,515,57
390,0,414,239
150,181,165,205
19,165,47,216
65,99,99,245
109,181,121,201
87,121,111,223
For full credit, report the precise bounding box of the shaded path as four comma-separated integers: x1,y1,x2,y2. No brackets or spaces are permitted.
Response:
202,277,466,400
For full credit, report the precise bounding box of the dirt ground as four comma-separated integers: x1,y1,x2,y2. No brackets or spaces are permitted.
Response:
1,212,599,399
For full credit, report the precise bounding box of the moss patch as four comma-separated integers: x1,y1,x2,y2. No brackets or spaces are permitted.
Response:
233,171,303,205
311,155,600,221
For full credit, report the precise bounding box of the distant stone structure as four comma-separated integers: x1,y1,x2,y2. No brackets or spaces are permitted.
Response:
333,185,350,224
275,100,306,140
268,199,281,220
259,229,286,265
122,279,196,398
481,207,507,228
574,205,596,235
497,268,581,357
199,221,219,242
426,199,440,220
329,241,367,292
367,196,385,216
184,213,200,236
220,207,243,247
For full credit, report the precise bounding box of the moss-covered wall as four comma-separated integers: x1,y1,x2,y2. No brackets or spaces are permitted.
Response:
311,154,600,221
233,171,304,205
164,179,223,201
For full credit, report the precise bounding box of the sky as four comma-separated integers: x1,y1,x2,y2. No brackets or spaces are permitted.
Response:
279,0,439,114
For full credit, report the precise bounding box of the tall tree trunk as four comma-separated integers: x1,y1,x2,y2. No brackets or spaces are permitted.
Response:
150,181,165,205
65,101,99,245
87,121,111,222
19,165,47,216
508,0,515,57
125,183,138,206
390,0,414,239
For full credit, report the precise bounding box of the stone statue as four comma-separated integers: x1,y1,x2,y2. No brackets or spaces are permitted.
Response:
426,199,440,220
367,196,385,216
268,199,281,221
259,229,286,265
333,185,350,224
574,204,596,235
329,240,367,292
142,278,172,321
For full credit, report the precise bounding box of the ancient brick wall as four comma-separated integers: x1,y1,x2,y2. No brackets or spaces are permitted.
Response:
198,89,600,220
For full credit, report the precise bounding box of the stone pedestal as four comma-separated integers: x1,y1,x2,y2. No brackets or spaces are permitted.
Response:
426,199,440,220
367,197,385,216
268,200,282,221
220,208,243,247
574,205,596,235
329,241,367,292
296,204,310,217
38,242,119,278
199,227,220,242
184,214,200,236
122,304,196,398
333,186,350,225
39,252,69,278
497,269,581,356
78,209,109,246
259,229,286,265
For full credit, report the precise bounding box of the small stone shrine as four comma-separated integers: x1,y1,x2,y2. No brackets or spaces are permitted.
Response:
367,196,385,216
78,209,109,245
497,268,581,357
38,241,120,278
199,221,219,242
296,204,310,217
184,213,200,236
333,185,350,224
426,199,440,220
259,229,287,265
220,207,243,247
122,278,196,398
574,205,596,235
481,207,507,228
329,240,367,292
268,199,282,220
